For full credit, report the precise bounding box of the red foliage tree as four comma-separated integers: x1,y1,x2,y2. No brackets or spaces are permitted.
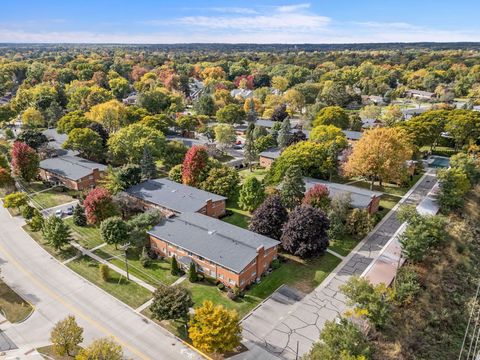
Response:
11,141,39,182
83,188,118,225
130,65,148,82
182,146,209,186
233,75,254,90
302,184,331,210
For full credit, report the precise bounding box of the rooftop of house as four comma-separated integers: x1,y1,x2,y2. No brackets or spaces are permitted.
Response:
39,155,107,181
126,178,226,213
166,136,207,148
42,128,78,156
259,148,281,160
342,130,363,141
230,88,253,99
406,89,435,97
148,212,279,274
303,177,383,209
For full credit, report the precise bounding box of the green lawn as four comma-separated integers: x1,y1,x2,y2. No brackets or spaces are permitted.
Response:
247,252,341,297
94,245,179,286
67,256,152,308
238,168,268,182
65,218,104,249
329,234,358,257
345,172,423,197
181,280,261,318
0,279,34,323
23,225,79,261
18,181,49,194
222,198,251,229
30,189,75,209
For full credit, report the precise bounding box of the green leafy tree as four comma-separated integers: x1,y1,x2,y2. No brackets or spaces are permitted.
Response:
280,166,305,210
239,176,266,211
380,104,403,126
171,255,180,276
214,124,236,148
437,167,471,211
22,107,45,128
277,118,291,149
150,284,194,322
16,129,48,149
340,276,394,329
100,216,129,249
64,128,104,161
201,166,239,198
108,77,130,99
56,111,91,134
3,192,28,211
346,209,374,240
255,134,277,153
168,164,183,183
28,212,44,232
216,104,245,124
243,123,257,169
313,106,349,129
304,318,372,360
50,315,83,357
194,94,215,116
42,216,72,251
449,152,480,184
310,125,348,150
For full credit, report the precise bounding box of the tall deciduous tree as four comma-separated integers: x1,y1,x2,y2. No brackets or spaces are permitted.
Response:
239,176,265,211
201,166,239,198
16,129,48,149
182,146,209,186
343,128,413,189
214,124,236,148
281,204,330,258
437,167,471,212
64,128,104,161
42,216,72,251
313,106,349,129
50,315,83,357
280,166,305,210
76,338,123,360
188,300,242,354
11,141,39,182
100,216,129,249
249,195,288,240
83,188,118,225
216,104,245,125
150,284,193,323
303,183,330,211
86,99,126,133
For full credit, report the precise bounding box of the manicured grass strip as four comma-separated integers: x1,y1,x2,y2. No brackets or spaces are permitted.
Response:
23,225,79,262
64,218,104,249
247,252,341,298
238,168,268,182
36,345,81,360
329,234,359,257
181,280,261,318
30,189,74,209
222,198,251,229
0,279,33,323
67,256,151,309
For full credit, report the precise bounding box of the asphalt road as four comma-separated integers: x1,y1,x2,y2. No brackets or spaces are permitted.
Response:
0,206,202,360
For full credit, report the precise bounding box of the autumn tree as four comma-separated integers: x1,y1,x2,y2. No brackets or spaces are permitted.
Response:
0,168,14,189
188,300,242,354
281,205,330,258
86,100,126,133
83,188,118,225
22,107,45,128
216,104,245,125
214,124,236,148
380,104,404,126
150,284,193,323
270,104,288,122
182,146,209,186
249,195,288,240
76,338,123,360
239,176,266,211
56,111,91,134
343,128,413,189
313,106,349,130
3,192,28,211
11,141,39,182
50,315,83,357
309,125,348,150
303,184,330,211
359,104,381,119
42,216,72,251
201,166,239,198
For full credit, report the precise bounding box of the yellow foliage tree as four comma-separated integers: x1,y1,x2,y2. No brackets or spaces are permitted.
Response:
86,100,126,133
343,128,413,189
271,76,289,92
22,107,45,128
188,300,241,354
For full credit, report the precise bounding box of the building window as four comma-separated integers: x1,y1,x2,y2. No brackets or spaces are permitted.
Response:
240,280,244,286
187,251,193,256
168,251,172,257
210,270,216,277
252,271,256,278
198,256,204,261
229,278,235,285
89,175,94,180
151,243,157,249
219,274,224,279
252,258,256,264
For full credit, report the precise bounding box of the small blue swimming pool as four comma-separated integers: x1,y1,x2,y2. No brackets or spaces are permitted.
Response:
429,157,450,168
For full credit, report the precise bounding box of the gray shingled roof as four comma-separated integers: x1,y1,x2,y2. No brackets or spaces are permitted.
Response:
126,178,226,213
148,212,279,273
303,177,382,209
42,128,78,156
39,155,107,181
342,130,363,140
259,148,281,160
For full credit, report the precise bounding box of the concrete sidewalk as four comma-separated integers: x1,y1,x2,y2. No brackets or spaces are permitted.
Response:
241,172,437,359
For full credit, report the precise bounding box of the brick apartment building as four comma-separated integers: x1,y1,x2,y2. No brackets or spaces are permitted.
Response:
148,212,280,289
258,148,281,169
39,155,107,191
125,178,227,218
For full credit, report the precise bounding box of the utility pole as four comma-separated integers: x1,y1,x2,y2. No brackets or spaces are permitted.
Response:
121,242,131,281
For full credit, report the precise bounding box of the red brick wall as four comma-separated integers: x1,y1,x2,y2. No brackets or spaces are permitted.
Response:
259,156,274,169
367,196,381,214
39,168,105,191
149,235,278,290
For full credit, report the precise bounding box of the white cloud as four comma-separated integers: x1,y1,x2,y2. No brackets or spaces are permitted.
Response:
210,7,258,15
276,3,311,13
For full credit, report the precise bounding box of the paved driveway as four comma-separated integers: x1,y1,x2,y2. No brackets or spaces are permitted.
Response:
40,200,79,218
241,172,438,359
0,206,201,360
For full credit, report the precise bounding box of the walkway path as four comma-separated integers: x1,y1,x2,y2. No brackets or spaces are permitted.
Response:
241,171,437,359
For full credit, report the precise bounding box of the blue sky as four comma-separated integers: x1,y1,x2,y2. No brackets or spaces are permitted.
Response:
1,1,479,43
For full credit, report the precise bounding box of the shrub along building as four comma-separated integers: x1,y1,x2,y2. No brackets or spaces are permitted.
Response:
125,178,227,218
148,212,280,289
39,155,107,191
303,177,383,214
